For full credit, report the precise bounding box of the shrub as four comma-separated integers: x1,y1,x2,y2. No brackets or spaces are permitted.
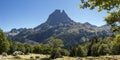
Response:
35,56,40,59
61,49,70,56
50,49,62,59
13,51,24,56
14,55,21,59
30,56,34,60
2,52,8,56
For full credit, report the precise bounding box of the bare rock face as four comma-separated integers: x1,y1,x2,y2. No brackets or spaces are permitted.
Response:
34,9,76,31
46,9,75,26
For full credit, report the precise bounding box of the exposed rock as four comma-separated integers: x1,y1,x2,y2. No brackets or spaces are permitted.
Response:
6,9,113,47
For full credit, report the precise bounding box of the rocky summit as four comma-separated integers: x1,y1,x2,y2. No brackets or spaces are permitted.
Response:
6,9,113,47
46,9,75,26
34,9,76,31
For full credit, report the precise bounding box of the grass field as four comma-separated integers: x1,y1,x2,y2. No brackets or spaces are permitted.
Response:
1,54,120,60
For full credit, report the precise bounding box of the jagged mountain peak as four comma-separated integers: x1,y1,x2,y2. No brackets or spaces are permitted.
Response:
50,9,67,16
45,9,75,26
7,9,113,47
61,10,68,17
84,22,91,25
83,22,97,28
50,9,61,15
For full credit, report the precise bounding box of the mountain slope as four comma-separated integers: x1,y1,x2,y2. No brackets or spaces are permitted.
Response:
6,9,113,47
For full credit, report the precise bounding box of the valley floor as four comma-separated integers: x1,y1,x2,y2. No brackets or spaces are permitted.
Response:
1,54,120,60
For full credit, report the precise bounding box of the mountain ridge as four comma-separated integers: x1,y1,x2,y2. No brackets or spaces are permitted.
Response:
6,9,113,47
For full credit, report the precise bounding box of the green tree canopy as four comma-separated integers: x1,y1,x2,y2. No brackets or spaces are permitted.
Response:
60,49,70,56
48,37,64,59
91,44,99,56
76,45,87,57
48,37,64,48
24,44,33,54
0,29,10,54
80,0,120,32
8,41,19,54
98,44,111,55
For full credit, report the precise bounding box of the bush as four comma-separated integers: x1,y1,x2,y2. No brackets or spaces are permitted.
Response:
61,49,70,56
13,51,24,56
13,52,18,56
76,45,87,57
35,56,40,59
50,49,62,59
30,56,34,60
14,55,21,59
2,52,8,56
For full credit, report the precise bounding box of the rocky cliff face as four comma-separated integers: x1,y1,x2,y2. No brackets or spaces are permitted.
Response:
6,9,113,47
34,9,76,31
46,10,75,26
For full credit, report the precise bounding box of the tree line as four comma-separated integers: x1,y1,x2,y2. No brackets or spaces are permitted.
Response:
0,29,69,59
1,28,120,59
70,35,120,57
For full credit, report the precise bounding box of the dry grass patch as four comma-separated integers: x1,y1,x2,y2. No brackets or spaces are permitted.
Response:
1,54,120,60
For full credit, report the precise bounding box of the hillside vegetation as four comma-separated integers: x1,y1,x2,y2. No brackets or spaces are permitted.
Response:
1,27,120,59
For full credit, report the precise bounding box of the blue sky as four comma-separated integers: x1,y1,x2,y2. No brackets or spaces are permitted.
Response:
0,0,107,32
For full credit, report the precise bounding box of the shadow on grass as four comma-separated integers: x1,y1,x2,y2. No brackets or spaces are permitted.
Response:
40,58,53,60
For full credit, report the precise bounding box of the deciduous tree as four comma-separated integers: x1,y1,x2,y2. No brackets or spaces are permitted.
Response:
0,29,10,54
80,0,120,31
